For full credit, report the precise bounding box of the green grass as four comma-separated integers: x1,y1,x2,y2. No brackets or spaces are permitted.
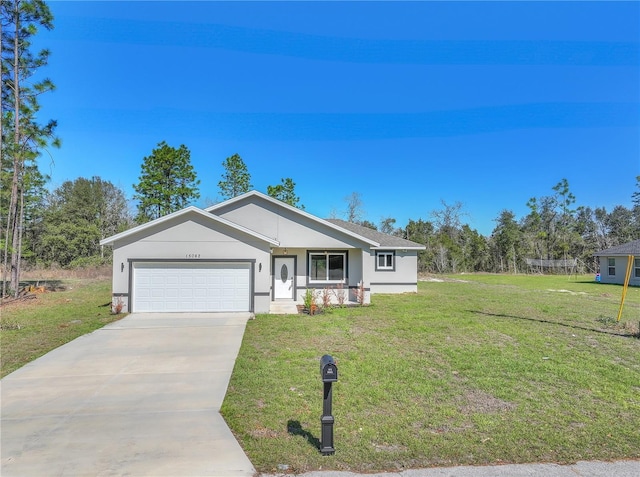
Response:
1,278,124,377
221,274,640,474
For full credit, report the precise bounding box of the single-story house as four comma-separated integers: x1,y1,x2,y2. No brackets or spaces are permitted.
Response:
100,190,425,314
593,239,640,286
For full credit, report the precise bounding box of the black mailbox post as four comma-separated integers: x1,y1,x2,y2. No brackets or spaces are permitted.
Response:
319,354,337,455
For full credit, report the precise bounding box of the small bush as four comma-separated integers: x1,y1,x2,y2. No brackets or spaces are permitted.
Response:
333,283,346,306
320,287,332,308
112,297,124,314
302,288,317,314
355,280,365,305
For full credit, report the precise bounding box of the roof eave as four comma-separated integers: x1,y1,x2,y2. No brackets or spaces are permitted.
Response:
372,246,426,251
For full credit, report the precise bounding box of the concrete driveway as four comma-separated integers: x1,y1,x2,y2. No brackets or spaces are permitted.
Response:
1,313,256,477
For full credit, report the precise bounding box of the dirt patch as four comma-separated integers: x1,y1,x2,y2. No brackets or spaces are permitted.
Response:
426,422,475,434
373,443,408,453
249,426,280,439
459,389,516,414
546,289,587,296
419,274,470,283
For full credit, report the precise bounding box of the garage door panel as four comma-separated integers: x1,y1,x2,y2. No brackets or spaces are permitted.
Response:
151,288,165,298
166,289,179,298
133,262,251,313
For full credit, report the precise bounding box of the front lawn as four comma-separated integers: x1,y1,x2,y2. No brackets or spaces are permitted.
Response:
221,274,640,474
0,278,124,377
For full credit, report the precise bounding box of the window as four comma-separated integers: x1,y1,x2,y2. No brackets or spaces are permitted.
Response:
308,252,346,283
608,258,616,276
376,251,395,271
635,258,640,278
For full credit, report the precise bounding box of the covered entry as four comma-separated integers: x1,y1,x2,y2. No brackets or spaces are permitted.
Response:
132,261,252,312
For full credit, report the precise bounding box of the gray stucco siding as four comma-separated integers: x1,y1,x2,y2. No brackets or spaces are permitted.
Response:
104,192,423,313
214,199,371,249
369,250,419,294
271,247,370,304
597,256,640,286
109,217,273,313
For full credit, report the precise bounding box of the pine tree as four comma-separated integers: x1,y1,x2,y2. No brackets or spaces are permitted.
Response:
1,0,59,297
133,141,200,224
218,153,252,200
266,177,303,209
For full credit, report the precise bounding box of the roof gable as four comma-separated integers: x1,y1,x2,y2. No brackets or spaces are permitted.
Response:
100,206,280,246
207,191,380,247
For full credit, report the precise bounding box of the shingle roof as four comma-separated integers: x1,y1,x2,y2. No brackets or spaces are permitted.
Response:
593,239,640,256
326,219,425,249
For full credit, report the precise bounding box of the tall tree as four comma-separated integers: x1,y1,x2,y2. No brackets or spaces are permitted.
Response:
552,178,576,268
491,209,522,273
267,177,303,209
573,206,600,272
344,192,364,223
632,175,640,208
218,153,251,200
8,161,47,264
133,141,200,223
379,217,396,235
1,0,58,297
460,224,490,272
430,200,467,241
404,219,435,272
35,177,131,266
429,200,468,272
605,205,635,246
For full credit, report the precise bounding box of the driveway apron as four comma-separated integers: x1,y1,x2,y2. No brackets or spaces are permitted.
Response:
1,313,256,477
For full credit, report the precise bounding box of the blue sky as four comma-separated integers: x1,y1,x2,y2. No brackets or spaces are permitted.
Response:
34,1,639,235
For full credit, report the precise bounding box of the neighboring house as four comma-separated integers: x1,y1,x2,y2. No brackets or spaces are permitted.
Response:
593,239,640,286
100,190,425,314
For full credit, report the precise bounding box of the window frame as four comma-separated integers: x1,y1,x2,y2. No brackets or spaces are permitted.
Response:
375,251,395,271
307,250,348,284
607,257,616,276
635,258,640,279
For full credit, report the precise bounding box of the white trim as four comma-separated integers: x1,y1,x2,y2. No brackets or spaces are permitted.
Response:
206,190,380,247
376,251,394,270
100,206,280,246
371,246,425,250
308,251,347,283
607,257,616,276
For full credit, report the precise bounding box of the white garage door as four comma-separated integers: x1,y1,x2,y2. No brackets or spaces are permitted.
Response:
133,262,251,313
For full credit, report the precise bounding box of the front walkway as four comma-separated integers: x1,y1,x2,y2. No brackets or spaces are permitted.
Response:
270,300,299,314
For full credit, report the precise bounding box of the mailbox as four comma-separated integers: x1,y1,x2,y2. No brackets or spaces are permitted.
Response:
320,354,338,383
319,354,338,455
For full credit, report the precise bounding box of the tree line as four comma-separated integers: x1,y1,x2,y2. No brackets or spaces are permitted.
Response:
381,178,640,275
3,128,638,292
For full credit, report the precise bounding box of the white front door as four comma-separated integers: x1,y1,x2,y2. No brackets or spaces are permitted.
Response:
274,257,295,299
